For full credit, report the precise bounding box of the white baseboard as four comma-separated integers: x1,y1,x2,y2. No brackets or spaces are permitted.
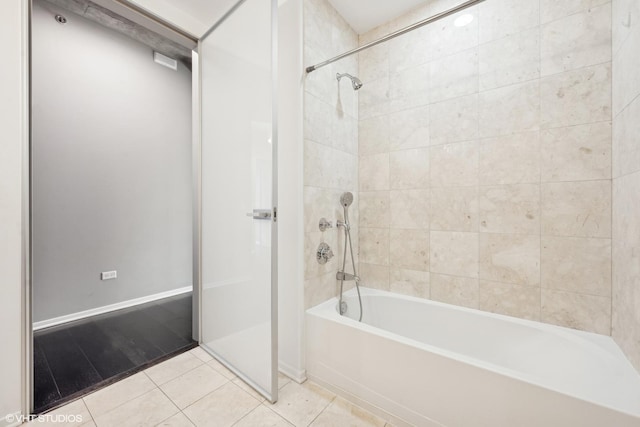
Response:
33,286,193,331
2,412,23,427
278,361,307,384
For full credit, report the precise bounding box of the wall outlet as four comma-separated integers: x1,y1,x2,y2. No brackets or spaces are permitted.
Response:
101,270,117,280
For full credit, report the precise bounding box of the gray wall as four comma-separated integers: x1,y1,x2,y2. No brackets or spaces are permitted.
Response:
32,0,192,323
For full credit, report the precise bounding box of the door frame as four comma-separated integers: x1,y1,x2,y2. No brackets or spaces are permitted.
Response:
20,0,222,416
21,0,32,418
22,0,278,414
194,0,279,402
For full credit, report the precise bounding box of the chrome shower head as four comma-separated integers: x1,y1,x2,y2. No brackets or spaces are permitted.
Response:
336,73,363,91
340,192,354,208
340,192,354,224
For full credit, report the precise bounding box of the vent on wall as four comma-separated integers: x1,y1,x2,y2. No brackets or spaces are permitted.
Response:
153,52,178,70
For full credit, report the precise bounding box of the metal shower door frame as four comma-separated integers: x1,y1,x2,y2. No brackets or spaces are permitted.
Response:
194,0,279,403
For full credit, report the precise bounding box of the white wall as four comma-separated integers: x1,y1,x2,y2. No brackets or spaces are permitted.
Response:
302,0,360,310
0,0,27,423
31,0,193,323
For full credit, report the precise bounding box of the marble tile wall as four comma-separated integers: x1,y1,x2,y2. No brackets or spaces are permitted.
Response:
303,0,359,308
612,0,640,370
357,0,613,334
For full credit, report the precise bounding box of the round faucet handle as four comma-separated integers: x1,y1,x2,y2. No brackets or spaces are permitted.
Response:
316,242,334,264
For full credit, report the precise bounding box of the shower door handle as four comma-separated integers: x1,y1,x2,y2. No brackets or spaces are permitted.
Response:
246,209,272,220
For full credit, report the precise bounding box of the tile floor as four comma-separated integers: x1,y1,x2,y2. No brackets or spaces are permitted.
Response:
26,346,394,427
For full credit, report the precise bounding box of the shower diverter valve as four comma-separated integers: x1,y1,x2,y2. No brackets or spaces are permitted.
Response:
317,242,334,264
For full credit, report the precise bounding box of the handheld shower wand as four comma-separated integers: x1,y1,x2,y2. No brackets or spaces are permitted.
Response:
337,192,363,321
340,191,353,224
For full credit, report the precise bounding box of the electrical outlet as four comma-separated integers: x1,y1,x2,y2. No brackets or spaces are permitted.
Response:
101,270,117,280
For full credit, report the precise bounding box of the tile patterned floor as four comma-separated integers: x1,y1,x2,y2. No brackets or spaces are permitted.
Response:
25,347,395,427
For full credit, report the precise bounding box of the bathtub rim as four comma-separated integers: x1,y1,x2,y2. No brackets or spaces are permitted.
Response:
306,287,640,419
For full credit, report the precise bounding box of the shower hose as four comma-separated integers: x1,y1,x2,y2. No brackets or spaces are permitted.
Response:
339,220,363,322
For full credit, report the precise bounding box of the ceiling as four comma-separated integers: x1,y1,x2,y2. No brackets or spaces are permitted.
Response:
128,0,285,38
42,0,194,64
328,0,430,34
128,0,430,37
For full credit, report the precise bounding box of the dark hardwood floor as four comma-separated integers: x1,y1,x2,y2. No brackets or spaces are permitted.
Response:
34,293,196,414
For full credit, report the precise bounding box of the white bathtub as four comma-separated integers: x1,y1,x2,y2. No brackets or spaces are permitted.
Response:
306,288,640,427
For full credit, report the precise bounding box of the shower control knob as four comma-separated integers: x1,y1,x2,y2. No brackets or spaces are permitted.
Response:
317,242,334,264
319,218,333,232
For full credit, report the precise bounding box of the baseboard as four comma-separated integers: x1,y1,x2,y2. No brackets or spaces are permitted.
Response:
1,412,24,427
33,286,193,331
278,361,306,384
307,374,421,427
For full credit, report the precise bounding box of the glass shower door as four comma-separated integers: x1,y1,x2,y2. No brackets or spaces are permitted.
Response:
199,0,277,402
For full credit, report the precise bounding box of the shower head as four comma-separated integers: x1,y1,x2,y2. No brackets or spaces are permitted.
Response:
336,73,363,91
340,192,354,225
340,192,354,208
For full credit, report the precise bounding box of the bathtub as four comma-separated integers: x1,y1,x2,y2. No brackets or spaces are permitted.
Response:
306,288,640,427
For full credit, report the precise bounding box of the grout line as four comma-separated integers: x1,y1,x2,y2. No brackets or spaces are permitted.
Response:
475,7,481,291
80,403,97,426
538,1,544,324
229,405,261,427
613,168,640,180
360,224,614,241
305,394,337,427
153,385,181,424
483,276,613,300
357,56,611,123
85,368,171,422
613,87,640,119
147,359,206,388
355,1,609,71
258,402,297,426
609,0,614,336
178,377,234,414
80,397,98,424
611,2,638,58
91,386,160,425
181,408,197,427
542,287,614,300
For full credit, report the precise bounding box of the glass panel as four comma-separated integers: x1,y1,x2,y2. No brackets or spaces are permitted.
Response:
200,0,277,401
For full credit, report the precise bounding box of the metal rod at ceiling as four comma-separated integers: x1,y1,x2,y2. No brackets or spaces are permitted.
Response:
305,0,486,74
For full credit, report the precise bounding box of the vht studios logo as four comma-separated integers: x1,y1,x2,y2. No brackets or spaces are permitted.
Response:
5,413,84,424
